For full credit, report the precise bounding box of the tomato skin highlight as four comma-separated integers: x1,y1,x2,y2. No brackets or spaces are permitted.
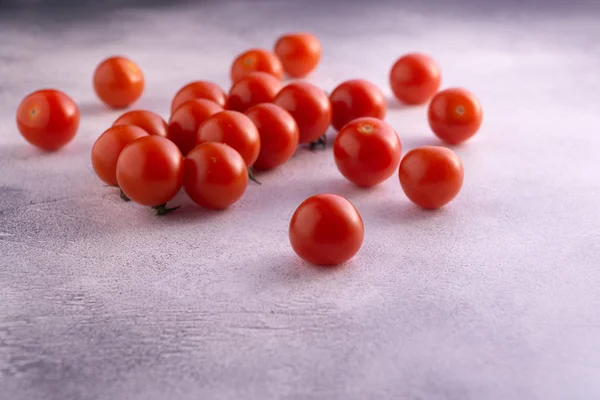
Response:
91,125,149,186
112,110,168,137
399,146,464,209
167,99,223,156
289,194,364,266
330,79,387,131
428,88,483,144
274,32,321,78
230,48,284,83
334,117,402,187
227,72,282,113
245,103,299,171
116,136,184,207
196,110,261,167
389,53,441,105
171,81,227,114
16,89,80,151
93,56,144,109
273,82,332,144
184,142,248,210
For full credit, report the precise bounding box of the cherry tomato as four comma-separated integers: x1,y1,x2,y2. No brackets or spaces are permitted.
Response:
428,88,482,144
93,56,144,109
91,125,149,186
116,136,184,207
227,72,282,113
330,79,386,131
112,110,167,137
289,194,364,266
230,48,284,83
184,142,248,210
167,99,223,155
171,81,227,114
273,82,331,144
196,110,260,167
399,146,463,209
390,53,441,105
16,89,80,151
245,103,299,170
274,32,321,78
334,117,401,187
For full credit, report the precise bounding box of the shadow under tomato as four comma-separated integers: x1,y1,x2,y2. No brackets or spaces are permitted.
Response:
401,134,446,151
78,101,114,118
386,96,415,111
361,196,449,227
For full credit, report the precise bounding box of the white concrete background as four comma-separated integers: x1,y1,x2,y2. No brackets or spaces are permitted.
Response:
1,1,600,399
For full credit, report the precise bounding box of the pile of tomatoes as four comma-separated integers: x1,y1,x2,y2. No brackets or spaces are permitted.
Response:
15,32,483,267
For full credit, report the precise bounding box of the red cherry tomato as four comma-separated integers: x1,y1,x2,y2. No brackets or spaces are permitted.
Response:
245,103,299,170
330,79,386,131
230,49,284,83
93,56,144,109
334,117,402,187
167,99,223,155
171,81,227,114
196,110,260,167
227,72,282,113
289,194,364,266
274,32,321,78
91,125,149,186
116,136,184,207
16,89,80,151
273,82,331,144
184,142,248,210
390,53,441,105
112,110,167,137
399,146,464,209
428,88,482,144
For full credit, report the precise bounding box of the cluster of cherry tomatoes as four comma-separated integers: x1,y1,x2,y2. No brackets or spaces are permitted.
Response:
15,32,483,266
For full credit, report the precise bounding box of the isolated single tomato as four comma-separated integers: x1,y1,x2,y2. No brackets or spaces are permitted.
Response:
334,117,401,187
167,99,223,155
16,89,80,151
273,82,332,144
230,48,284,83
274,32,321,78
330,79,386,131
289,194,364,266
91,125,149,186
428,88,482,144
399,146,464,209
93,56,144,109
196,110,260,167
171,80,227,114
184,142,248,210
245,103,299,170
227,72,282,112
116,136,184,208
112,110,167,137
390,53,441,105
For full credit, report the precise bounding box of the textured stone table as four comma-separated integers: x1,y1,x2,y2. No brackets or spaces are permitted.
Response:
1,1,600,399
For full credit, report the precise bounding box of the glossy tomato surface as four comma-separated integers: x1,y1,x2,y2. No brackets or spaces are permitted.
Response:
399,146,464,209
112,109,168,137
92,125,149,186
389,53,441,105
334,117,401,187
184,142,248,210
230,49,284,83
428,88,482,144
171,81,227,114
16,89,80,151
93,56,144,109
227,72,282,112
273,82,331,144
274,33,321,78
289,194,364,266
330,79,386,131
116,136,184,207
167,99,223,155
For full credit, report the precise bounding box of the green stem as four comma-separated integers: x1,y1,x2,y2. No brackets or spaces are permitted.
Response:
309,134,327,151
248,166,262,185
119,188,131,202
151,204,180,216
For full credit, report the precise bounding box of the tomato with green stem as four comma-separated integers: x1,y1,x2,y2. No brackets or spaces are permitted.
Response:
93,56,144,109
171,80,227,114
230,48,283,83
167,99,223,155
389,53,441,105
227,72,281,113
330,79,386,131
112,110,167,137
274,32,321,78
428,88,482,144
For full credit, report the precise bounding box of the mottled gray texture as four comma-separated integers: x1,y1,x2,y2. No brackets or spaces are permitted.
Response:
1,1,600,399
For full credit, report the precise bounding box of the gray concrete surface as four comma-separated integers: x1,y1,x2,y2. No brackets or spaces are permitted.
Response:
1,1,600,399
